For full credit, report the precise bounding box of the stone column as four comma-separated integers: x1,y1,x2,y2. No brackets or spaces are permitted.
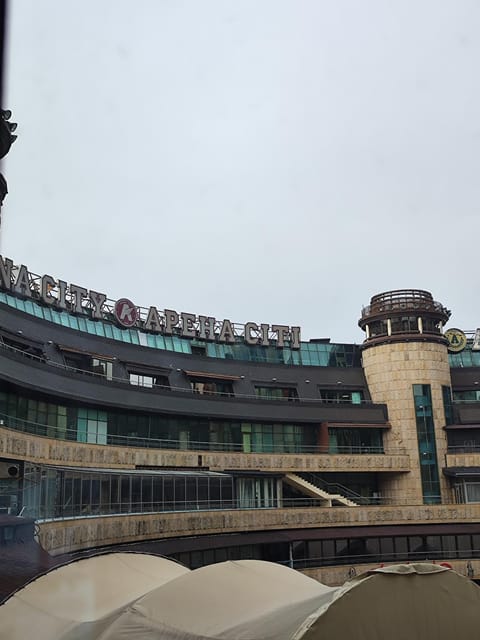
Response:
359,289,452,505
362,341,451,504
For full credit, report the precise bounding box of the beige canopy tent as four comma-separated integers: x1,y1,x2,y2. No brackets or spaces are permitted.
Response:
0,552,189,640
303,563,480,640
1,556,480,639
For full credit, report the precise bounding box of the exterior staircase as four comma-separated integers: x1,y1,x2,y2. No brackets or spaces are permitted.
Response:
284,473,359,507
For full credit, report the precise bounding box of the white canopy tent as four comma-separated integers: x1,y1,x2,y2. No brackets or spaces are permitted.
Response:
1,556,480,640
0,552,189,640
100,558,336,640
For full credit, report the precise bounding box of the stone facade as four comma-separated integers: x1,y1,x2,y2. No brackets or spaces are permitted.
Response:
446,453,480,469
38,503,480,556
0,425,411,473
362,341,452,504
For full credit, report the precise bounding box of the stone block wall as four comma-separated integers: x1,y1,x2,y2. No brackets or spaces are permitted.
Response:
38,503,480,555
0,425,410,473
362,341,452,504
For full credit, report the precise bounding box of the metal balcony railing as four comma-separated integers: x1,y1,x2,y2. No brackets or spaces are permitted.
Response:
0,413,408,455
285,548,480,570
360,289,450,320
0,339,384,406
22,494,465,524
447,445,480,454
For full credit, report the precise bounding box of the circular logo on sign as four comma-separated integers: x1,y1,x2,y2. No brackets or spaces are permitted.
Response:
114,298,138,328
444,328,467,353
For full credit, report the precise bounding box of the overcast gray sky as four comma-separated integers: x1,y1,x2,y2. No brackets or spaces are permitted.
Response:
1,1,479,343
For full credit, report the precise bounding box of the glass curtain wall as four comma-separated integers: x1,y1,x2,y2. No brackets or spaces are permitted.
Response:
22,466,235,519
77,408,107,444
453,390,480,402
328,428,384,454
0,389,318,453
412,384,441,504
254,387,299,401
442,386,454,425
236,477,281,508
319,390,364,404
0,292,362,366
172,532,480,571
453,480,480,504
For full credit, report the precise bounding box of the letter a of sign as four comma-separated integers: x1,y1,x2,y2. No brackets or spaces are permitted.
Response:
114,298,138,328
444,328,467,353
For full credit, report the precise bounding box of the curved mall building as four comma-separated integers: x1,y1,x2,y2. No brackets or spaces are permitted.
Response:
1,255,480,587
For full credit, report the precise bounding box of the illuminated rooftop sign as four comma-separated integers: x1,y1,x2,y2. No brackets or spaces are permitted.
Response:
0,256,301,349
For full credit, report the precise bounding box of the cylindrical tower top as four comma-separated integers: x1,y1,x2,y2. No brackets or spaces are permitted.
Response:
359,289,451,348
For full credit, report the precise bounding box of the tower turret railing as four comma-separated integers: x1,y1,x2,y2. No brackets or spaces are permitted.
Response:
360,289,450,321
359,289,451,346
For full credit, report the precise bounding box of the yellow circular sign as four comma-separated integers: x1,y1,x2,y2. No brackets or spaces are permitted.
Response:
444,328,467,353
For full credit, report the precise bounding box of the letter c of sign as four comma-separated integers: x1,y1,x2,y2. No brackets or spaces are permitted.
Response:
114,298,138,328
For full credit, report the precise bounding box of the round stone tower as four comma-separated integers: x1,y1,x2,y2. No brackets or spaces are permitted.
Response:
359,289,452,505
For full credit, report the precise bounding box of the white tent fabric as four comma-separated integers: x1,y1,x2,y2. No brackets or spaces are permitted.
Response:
100,559,336,640
0,552,189,640
2,557,480,640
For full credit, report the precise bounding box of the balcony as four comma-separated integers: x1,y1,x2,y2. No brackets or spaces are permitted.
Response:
36,503,480,556
360,289,450,323
0,421,410,473
0,340,388,424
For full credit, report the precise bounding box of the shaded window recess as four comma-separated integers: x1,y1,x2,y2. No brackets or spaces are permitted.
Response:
191,345,207,356
319,389,364,404
254,386,299,401
190,379,234,397
453,390,480,403
63,353,113,379
0,332,44,360
129,372,170,389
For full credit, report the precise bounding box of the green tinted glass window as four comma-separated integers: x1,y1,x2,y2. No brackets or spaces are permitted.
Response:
0,292,362,366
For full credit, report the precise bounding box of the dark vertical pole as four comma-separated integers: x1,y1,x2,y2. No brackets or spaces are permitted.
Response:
0,0,6,109
0,0,7,232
